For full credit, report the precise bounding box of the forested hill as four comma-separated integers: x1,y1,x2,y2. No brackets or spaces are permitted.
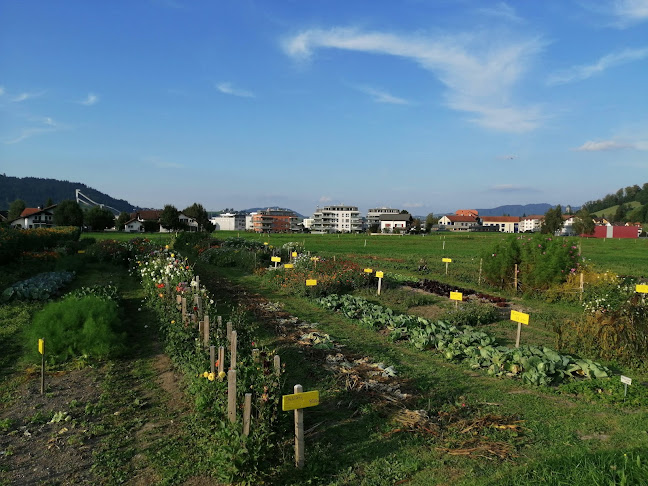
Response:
0,174,138,213
582,183,648,213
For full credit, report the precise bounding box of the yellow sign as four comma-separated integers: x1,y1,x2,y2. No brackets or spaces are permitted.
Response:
306,279,317,286
364,268,373,273
271,256,281,262
282,390,320,411
77,250,85,254
38,339,44,355
442,258,452,263
284,263,294,269
375,271,384,278
637,284,648,293
450,291,463,301
292,251,297,257
264,242,269,246
510,310,530,325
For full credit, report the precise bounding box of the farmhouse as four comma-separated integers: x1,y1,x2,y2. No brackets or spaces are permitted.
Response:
480,216,520,233
379,213,412,233
10,205,57,229
437,215,480,231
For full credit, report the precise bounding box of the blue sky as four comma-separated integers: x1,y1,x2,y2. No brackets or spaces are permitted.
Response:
1,0,647,216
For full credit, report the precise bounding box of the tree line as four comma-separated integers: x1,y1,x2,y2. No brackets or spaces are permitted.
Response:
581,182,648,223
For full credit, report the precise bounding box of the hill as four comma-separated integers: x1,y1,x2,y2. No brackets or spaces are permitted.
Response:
0,174,139,213
475,203,558,217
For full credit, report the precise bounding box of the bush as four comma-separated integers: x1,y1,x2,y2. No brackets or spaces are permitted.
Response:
439,301,501,326
85,239,130,265
0,227,81,265
25,295,126,364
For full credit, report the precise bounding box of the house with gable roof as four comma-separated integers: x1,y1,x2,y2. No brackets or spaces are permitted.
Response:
10,205,57,229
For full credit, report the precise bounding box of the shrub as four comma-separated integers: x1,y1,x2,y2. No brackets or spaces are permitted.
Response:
25,295,126,364
85,239,130,265
440,301,501,326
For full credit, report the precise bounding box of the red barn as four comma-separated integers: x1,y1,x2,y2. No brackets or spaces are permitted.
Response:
592,226,638,238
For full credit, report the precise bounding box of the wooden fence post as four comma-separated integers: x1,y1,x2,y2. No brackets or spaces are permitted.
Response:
228,370,237,423
274,355,281,376
203,315,210,346
230,331,237,369
210,346,215,374
478,258,483,285
218,347,225,374
243,393,252,436
579,272,584,302
181,297,187,321
227,321,232,342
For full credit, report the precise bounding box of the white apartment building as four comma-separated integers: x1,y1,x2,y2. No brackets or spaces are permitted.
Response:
520,215,544,233
311,205,363,233
210,212,247,231
367,207,401,229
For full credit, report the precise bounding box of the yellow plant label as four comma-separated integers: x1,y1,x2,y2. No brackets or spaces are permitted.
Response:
38,339,44,355
284,263,294,269
510,310,530,325
636,284,648,293
450,291,463,301
306,279,317,286
271,256,281,262
292,252,297,257
376,271,384,278
442,258,452,263
282,390,319,411
364,268,373,273
264,242,269,246
77,250,85,254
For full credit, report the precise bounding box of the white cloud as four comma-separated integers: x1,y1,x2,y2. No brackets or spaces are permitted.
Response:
476,2,523,23
403,202,424,208
357,86,409,105
282,27,545,132
216,82,255,98
548,47,648,85
0,86,5,96
613,0,648,24
576,140,637,151
319,196,332,203
2,117,65,144
490,184,531,192
11,91,45,102
80,93,99,106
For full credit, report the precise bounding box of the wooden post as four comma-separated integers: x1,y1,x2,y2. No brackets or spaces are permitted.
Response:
443,240,445,250
515,322,522,348
227,321,232,342
164,277,170,297
40,338,45,395
364,239,366,247
478,258,483,285
176,294,182,306
198,317,203,342
514,264,518,292
181,297,187,320
377,276,382,296
230,331,237,370
195,295,202,319
204,315,210,346
274,355,281,376
293,384,305,468
218,347,225,374
445,261,449,275
228,370,237,423
210,346,216,374
579,272,584,302
195,275,199,288
243,393,252,436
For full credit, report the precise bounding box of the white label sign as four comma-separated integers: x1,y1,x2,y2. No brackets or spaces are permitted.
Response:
620,375,632,385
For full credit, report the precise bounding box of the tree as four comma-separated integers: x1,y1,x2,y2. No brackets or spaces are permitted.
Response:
412,218,422,234
425,213,437,233
116,212,130,230
160,204,182,231
572,209,595,235
613,203,629,223
182,203,214,232
8,199,26,221
54,200,84,227
541,205,563,235
84,206,115,231
44,197,54,207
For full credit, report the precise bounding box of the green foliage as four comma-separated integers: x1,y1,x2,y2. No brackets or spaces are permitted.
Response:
1,271,75,302
25,295,126,364
116,211,130,230
66,284,120,302
482,234,581,291
199,247,258,270
572,208,595,235
85,239,131,265
83,206,115,231
173,231,212,254
439,301,500,326
541,205,563,234
160,204,182,231
7,199,26,221
182,202,214,232
0,226,81,265
54,200,84,227
557,378,648,407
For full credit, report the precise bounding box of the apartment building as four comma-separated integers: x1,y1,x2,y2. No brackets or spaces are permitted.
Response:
311,205,363,233
366,207,401,229
251,208,298,233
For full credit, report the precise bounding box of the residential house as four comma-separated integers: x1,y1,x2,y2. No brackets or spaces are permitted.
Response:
437,215,480,231
124,218,145,233
210,212,246,231
379,213,412,233
480,216,520,233
367,207,401,230
10,205,57,229
519,215,544,233
311,205,363,233
456,209,478,217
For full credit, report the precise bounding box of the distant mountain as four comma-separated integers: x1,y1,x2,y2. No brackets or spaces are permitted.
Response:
476,204,557,217
0,174,139,213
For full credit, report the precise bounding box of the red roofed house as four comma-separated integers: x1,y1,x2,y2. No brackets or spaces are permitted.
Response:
456,209,478,217
480,216,521,233
437,214,480,231
10,205,57,229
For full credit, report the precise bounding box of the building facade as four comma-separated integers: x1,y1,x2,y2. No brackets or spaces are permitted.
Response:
311,205,363,233
210,213,247,231
10,206,57,229
366,207,401,230
437,215,480,231
251,208,298,233
480,216,520,233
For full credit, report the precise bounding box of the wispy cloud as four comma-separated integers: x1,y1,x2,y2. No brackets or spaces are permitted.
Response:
403,202,424,208
490,184,534,192
548,47,648,85
613,0,648,25
2,116,65,144
356,86,409,105
11,91,45,102
216,82,255,98
142,155,185,169
576,140,636,151
476,2,523,23
79,93,99,106
319,196,332,203
0,86,5,96
282,27,545,132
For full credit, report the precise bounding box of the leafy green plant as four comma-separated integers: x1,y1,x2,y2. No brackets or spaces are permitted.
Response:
25,295,126,364
439,301,500,326
1,271,75,302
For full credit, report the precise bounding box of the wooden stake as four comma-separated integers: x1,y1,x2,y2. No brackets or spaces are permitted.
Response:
198,317,203,341
274,355,281,376
210,346,215,374
181,297,187,320
40,338,45,395
294,384,305,468
203,315,210,346
478,258,483,285
377,276,382,296
230,330,237,370
227,321,232,342
514,264,518,292
228,370,237,423
579,272,584,302
515,322,522,348
194,294,202,318
445,261,449,275
218,347,225,374
243,393,252,436
164,277,170,297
